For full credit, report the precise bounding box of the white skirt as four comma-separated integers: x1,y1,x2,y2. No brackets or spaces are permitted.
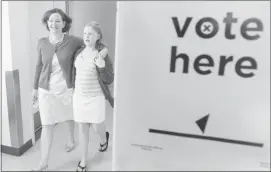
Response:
73,92,106,123
38,88,74,125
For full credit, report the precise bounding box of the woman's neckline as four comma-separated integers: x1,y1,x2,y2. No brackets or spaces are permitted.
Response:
49,33,65,45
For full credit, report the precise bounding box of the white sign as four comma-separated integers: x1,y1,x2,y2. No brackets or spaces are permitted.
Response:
113,1,270,171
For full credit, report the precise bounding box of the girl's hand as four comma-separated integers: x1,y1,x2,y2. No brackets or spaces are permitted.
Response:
99,47,108,59
94,56,105,68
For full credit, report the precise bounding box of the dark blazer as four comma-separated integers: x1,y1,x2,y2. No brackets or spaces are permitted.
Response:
72,45,114,107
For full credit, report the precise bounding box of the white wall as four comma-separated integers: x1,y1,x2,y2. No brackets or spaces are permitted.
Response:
113,1,270,170
2,1,13,147
8,1,31,146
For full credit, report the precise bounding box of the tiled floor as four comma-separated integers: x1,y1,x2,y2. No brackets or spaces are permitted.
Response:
2,105,114,171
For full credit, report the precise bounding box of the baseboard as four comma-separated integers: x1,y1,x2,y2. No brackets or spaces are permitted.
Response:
1,139,32,156
1,127,42,156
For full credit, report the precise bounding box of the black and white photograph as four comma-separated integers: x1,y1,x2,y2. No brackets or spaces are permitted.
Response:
1,0,270,171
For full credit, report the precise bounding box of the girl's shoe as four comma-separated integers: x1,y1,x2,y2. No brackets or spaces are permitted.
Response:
99,131,109,152
76,161,87,172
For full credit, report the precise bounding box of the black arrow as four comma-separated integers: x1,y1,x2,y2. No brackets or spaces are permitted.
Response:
196,114,209,134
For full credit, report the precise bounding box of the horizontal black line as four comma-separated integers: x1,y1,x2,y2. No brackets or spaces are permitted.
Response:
149,128,263,148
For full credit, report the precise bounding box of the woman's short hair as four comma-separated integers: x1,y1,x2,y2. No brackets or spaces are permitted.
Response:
41,8,72,33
